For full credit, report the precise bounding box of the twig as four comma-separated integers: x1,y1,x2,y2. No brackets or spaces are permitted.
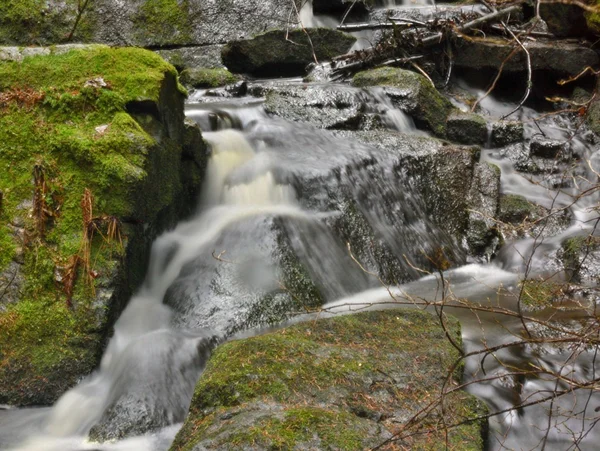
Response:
501,22,532,119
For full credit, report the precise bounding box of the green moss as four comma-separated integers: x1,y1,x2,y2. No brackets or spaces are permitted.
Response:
171,310,487,451
227,407,367,450
352,67,454,137
0,47,185,404
179,68,240,88
134,0,194,46
0,224,16,271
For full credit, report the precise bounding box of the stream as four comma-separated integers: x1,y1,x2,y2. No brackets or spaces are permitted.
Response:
1,2,600,451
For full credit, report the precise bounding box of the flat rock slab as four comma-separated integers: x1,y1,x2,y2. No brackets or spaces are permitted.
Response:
169,310,487,451
222,28,356,77
454,37,599,76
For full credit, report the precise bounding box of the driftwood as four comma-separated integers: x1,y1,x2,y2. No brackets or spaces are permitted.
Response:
330,3,525,80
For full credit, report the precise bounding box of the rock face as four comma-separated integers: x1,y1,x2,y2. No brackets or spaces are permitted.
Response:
222,28,356,76
352,67,455,137
0,46,206,406
169,310,488,451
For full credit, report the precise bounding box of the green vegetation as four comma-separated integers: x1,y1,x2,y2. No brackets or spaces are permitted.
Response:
0,46,185,405
352,66,455,137
179,68,239,88
171,310,487,451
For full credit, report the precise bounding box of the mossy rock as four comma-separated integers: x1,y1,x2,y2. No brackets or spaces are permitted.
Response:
491,121,524,147
446,111,487,145
170,310,488,451
352,67,454,137
222,28,356,77
180,67,240,88
561,236,600,284
498,194,535,224
540,4,588,37
0,46,204,406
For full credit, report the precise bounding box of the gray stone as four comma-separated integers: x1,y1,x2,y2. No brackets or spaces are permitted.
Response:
446,111,488,145
529,136,570,160
156,46,225,70
539,4,588,37
222,28,356,76
491,121,524,147
466,162,501,258
454,37,599,76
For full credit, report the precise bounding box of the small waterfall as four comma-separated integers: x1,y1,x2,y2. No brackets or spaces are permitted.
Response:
9,130,307,451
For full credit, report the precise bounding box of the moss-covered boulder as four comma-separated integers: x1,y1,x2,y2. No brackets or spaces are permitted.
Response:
222,28,356,77
352,67,454,137
170,310,488,451
0,46,206,406
498,194,535,224
180,68,240,89
491,121,524,147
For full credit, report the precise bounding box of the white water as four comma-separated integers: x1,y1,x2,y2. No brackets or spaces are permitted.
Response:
6,129,310,451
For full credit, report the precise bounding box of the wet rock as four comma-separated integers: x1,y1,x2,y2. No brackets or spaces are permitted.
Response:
466,162,501,258
539,4,588,37
491,121,524,147
498,194,535,224
222,28,356,77
446,111,487,145
180,68,240,89
352,67,454,136
560,236,600,285
453,37,599,77
156,46,225,71
170,311,488,451
529,136,570,160
252,82,371,130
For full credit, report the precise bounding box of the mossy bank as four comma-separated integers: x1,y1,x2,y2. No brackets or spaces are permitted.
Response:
171,310,488,451
0,46,206,406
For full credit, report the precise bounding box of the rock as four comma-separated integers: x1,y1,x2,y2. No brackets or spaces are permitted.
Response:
0,47,206,406
446,111,488,145
561,236,600,285
466,162,501,258
529,136,570,159
0,0,307,48
491,121,524,147
498,194,535,224
250,82,373,130
169,310,488,451
156,46,225,71
453,37,599,77
222,28,356,76
180,68,239,89
352,67,455,137
539,4,588,37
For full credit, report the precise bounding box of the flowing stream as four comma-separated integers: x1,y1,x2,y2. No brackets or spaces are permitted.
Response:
1,4,600,451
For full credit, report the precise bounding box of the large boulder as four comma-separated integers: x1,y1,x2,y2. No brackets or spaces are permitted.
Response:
352,67,455,137
169,310,488,451
222,28,356,76
0,46,206,406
